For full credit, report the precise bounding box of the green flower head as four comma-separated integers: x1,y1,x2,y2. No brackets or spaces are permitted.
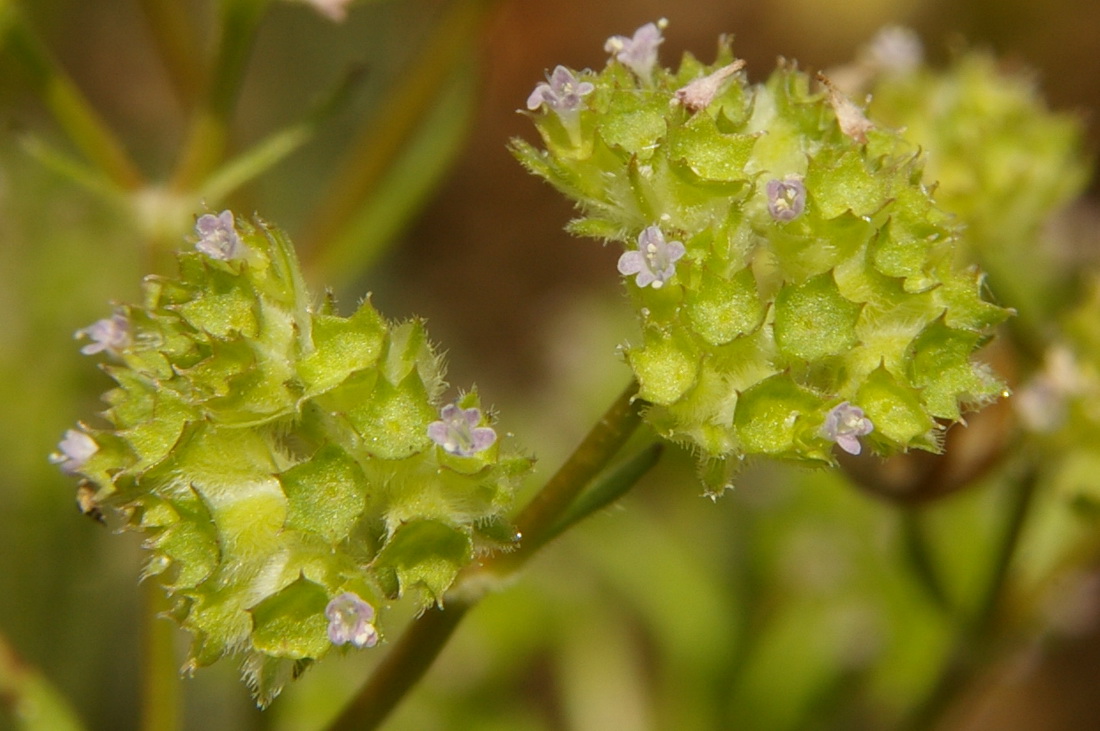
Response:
514,21,1010,491
56,212,532,704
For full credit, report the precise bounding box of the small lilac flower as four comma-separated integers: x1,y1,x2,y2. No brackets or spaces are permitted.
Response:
194,210,247,261
822,402,874,455
674,60,746,112
325,592,379,648
766,176,807,222
526,65,594,117
75,313,130,356
50,429,98,474
428,404,497,457
605,19,666,82
617,226,686,289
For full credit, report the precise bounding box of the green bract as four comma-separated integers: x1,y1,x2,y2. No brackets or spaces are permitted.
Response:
64,215,531,704
515,30,1010,490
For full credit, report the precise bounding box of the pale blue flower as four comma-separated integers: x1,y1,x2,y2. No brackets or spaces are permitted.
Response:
822,402,874,455
766,176,807,222
325,592,379,648
617,226,685,289
527,65,594,116
75,313,130,356
428,404,497,456
50,429,98,474
195,210,247,261
605,20,666,82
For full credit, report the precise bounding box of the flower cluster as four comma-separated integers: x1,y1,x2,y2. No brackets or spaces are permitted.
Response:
54,212,530,703
514,21,1010,489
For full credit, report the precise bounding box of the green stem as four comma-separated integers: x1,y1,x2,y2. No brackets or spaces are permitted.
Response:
15,128,128,202
170,0,272,192
198,64,366,202
898,466,1038,731
324,379,647,731
541,441,662,546
899,508,954,616
1,5,143,190
141,582,181,731
137,0,203,108
300,0,495,266
506,380,645,562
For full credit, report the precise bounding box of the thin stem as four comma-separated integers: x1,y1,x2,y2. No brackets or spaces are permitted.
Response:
15,128,128,202
141,582,181,731
170,0,272,192
137,0,203,108
198,64,367,202
324,379,648,731
898,466,1038,731
506,380,645,562
900,508,954,616
1,6,143,189
300,0,495,267
541,441,662,546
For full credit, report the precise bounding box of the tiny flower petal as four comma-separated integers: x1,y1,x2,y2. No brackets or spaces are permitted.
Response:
325,592,379,648
674,60,746,112
862,26,923,75
195,210,247,261
617,226,685,289
75,313,130,356
301,0,353,22
50,429,98,474
526,65,594,115
818,72,874,144
605,19,667,82
822,402,874,455
428,404,497,456
766,176,807,222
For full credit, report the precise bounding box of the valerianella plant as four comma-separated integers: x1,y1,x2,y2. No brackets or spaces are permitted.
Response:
53,211,531,704
513,20,1011,492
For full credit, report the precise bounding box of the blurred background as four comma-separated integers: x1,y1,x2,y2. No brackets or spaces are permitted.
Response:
2,0,1100,729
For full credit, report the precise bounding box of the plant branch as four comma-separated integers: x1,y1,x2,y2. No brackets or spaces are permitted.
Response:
898,465,1038,731
1,5,143,189
300,0,496,267
198,64,366,202
170,0,272,191
137,0,203,108
141,582,181,731
900,507,954,616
